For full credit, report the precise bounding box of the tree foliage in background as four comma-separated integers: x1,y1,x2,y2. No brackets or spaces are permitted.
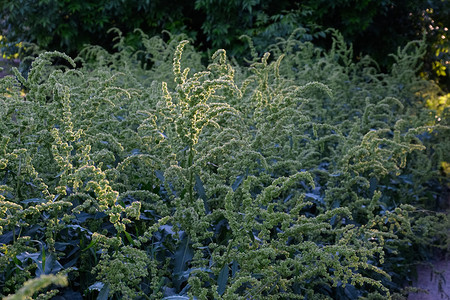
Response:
0,0,196,56
418,2,450,91
1,0,448,74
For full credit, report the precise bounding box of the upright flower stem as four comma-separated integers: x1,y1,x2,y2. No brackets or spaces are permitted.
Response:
188,144,194,204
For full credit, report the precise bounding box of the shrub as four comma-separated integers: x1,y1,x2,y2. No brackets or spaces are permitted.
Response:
0,29,448,299
0,0,193,56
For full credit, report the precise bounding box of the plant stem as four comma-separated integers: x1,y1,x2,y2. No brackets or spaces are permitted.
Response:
188,145,194,204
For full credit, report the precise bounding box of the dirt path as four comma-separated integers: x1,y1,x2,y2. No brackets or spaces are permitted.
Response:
408,260,450,300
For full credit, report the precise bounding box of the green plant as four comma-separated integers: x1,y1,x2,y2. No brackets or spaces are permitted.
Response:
0,29,448,299
0,0,194,57
3,274,67,300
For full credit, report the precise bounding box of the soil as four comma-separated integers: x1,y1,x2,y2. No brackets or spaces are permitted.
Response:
0,58,20,78
408,260,450,300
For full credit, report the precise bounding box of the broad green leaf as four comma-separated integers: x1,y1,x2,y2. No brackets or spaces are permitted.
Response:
124,231,136,246
217,264,229,295
194,174,210,213
88,282,104,291
231,260,238,278
21,198,46,204
97,283,110,300
232,174,245,191
174,233,193,275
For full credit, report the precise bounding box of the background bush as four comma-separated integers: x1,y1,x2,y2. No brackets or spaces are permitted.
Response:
1,0,449,88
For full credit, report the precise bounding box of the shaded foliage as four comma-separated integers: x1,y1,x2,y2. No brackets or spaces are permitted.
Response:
1,1,448,67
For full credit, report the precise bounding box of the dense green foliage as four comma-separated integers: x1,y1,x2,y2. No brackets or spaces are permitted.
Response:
0,30,449,299
1,1,448,72
0,0,195,55
418,3,450,91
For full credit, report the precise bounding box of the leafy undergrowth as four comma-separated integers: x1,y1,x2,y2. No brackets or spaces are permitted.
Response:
0,30,449,300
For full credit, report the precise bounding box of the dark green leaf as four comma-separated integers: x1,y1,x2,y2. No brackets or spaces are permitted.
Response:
194,174,210,213
232,174,245,191
231,260,238,278
97,283,110,300
21,198,46,204
217,264,229,295
124,231,136,246
174,233,193,275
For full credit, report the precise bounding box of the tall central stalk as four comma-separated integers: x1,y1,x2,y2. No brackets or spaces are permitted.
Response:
187,144,194,204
